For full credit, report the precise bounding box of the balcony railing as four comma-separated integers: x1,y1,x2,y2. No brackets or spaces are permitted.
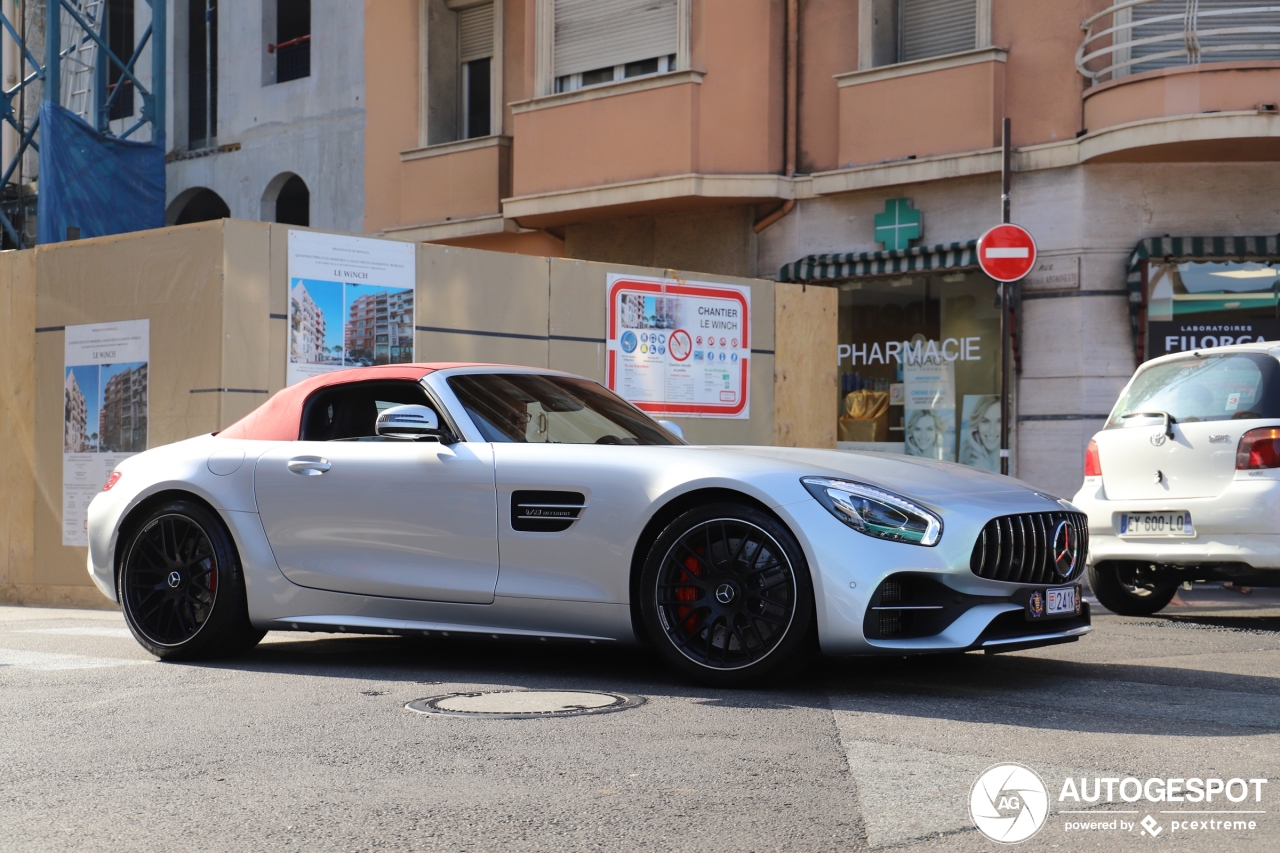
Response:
1078,1,1280,85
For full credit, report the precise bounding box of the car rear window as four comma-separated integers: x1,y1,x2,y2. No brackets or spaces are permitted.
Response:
1106,352,1280,429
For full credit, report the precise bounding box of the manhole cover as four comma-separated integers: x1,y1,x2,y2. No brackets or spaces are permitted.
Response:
406,690,643,719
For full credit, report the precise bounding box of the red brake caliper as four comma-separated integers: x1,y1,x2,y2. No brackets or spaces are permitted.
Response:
676,553,701,632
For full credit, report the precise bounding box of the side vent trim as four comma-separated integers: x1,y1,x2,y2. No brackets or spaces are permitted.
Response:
511,490,586,533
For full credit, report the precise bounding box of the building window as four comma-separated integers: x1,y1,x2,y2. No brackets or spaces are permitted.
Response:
899,0,976,63
420,0,497,146
188,0,218,148
273,0,311,83
105,0,134,121
169,187,231,225
275,175,310,226
554,54,677,93
860,0,988,69
458,2,493,137
551,0,678,93
836,271,1003,469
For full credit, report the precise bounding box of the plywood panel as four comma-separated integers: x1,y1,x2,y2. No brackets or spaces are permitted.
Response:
0,248,36,593
31,222,227,594
773,282,837,448
418,243,551,338
221,220,274,427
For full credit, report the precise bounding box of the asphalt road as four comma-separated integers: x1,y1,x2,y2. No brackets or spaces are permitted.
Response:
2,586,1279,853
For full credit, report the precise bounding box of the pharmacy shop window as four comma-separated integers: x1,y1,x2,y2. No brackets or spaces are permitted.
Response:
836,270,1002,471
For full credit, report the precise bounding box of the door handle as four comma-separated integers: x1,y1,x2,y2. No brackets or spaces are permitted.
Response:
287,456,331,476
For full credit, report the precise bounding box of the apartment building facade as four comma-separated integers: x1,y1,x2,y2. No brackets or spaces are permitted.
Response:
345,289,416,364
164,0,366,233
366,0,1280,496
100,363,148,453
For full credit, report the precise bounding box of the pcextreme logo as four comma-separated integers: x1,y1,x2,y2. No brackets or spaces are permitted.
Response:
969,765,1269,843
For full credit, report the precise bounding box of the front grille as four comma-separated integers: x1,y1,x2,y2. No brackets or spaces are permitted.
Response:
970,512,1088,585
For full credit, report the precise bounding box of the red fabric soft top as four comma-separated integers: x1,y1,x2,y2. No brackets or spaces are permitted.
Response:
216,363,481,441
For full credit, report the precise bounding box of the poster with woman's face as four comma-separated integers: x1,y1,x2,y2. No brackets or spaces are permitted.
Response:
959,395,1002,471
904,407,956,461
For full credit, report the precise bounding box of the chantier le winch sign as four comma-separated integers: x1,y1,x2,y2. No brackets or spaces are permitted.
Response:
606,274,750,419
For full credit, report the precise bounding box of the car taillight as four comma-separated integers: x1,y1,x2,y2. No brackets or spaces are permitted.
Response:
1084,439,1102,477
102,471,122,491
1237,428,1280,470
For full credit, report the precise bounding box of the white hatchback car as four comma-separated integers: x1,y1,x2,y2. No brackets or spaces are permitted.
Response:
1074,342,1280,614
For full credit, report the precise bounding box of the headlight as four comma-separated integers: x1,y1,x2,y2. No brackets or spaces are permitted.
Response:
801,477,942,546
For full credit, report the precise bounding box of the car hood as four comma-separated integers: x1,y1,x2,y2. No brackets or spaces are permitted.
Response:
701,446,1057,502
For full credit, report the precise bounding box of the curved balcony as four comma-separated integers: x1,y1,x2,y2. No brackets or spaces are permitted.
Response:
1076,2,1280,153
1078,1,1280,85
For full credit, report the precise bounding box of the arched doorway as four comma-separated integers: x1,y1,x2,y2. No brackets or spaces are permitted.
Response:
167,188,231,225
262,172,310,226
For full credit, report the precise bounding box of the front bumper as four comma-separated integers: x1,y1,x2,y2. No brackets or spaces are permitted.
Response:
776,498,1093,656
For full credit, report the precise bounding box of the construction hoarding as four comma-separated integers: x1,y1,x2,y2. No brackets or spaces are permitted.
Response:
0,220,835,608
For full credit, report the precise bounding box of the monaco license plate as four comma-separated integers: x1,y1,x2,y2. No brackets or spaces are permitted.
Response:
1027,585,1080,620
1118,511,1194,537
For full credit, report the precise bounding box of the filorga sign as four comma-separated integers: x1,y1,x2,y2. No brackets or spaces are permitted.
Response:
1148,320,1280,359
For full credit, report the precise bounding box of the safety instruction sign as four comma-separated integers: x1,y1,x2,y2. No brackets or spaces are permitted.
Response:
606,275,750,418
63,319,149,546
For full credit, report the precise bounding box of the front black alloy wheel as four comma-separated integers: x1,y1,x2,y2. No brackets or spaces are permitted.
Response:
639,503,815,685
119,500,264,660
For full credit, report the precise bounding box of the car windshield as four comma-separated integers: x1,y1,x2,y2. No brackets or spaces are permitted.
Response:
447,373,679,445
1106,352,1280,429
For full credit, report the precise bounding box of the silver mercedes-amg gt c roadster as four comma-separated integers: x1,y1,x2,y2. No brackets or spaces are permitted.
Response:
87,363,1091,684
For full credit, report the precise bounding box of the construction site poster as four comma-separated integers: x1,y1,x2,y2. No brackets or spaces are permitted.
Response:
63,319,149,547
606,275,750,419
287,229,418,386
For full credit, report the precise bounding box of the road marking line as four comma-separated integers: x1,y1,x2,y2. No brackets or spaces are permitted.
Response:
0,648,150,670
17,627,134,638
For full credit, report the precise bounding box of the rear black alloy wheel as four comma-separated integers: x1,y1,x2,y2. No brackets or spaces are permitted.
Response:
1087,560,1178,616
640,503,814,685
119,500,264,660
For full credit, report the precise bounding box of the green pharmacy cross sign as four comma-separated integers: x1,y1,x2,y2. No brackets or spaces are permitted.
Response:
874,198,922,251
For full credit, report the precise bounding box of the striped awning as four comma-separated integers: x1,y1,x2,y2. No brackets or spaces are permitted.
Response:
778,240,978,283
1127,235,1280,276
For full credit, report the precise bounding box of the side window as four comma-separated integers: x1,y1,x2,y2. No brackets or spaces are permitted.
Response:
300,380,430,440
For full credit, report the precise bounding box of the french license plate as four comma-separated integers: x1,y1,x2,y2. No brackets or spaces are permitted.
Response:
1118,511,1194,537
1026,585,1080,620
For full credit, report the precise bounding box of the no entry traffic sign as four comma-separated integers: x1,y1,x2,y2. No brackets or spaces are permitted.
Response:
977,224,1037,282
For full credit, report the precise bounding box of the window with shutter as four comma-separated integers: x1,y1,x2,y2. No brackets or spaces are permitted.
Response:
459,3,494,62
458,2,494,138
553,0,678,91
898,0,976,63
1127,0,1280,75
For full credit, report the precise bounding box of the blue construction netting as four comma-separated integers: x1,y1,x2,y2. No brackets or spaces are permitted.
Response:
37,102,165,244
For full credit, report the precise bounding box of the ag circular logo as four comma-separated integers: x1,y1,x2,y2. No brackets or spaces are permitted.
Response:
969,763,1049,843
620,330,637,353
